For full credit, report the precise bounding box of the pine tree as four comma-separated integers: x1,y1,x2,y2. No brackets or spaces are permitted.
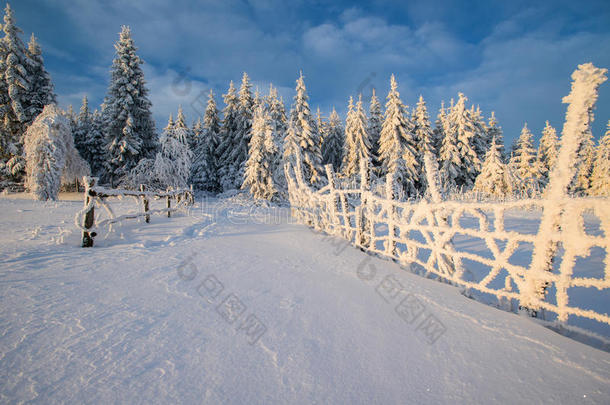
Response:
267,85,287,151
0,4,32,157
242,104,278,200
233,72,254,187
510,123,543,195
286,72,322,185
412,95,435,191
192,90,221,192
432,101,447,156
87,109,106,177
473,136,513,197
175,105,194,151
448,93,483,188
266,85,288,195
537,121,559,185
102,26,156,186
26,33,55,121
378,75,419,197
590,121,610,196
23,105,69,200
218,73,253,190
571,129,596,195
217,81,240,191
413,95,434,157
438,107,461,191
315,107,325,147
486,111,504,160
73,96,91,163
471,105,489,160
342,95,371,178
368,88,383,169
321,108,344,173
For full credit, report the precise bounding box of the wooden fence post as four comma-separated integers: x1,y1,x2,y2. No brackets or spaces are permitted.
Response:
385,173,397,256
140,184,150,223
325,164,340,234
167,192,171,218
356,161,370,248
82,177,97,248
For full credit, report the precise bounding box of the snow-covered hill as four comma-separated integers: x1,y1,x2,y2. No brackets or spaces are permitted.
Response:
1,194,609,404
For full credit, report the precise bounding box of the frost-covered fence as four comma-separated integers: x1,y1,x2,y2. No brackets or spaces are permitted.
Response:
76,176,194,247
286,63,610,327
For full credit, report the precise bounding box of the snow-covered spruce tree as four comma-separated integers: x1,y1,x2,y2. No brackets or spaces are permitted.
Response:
265,85,288,197
216,81,240,191
447,93,483,189
432,101,447,157
229,72,254,189
486,111,504,161
590,121,610,196
253,88,263,114
266,85,287,151
570,127,596,195
192,90,221,192
438,108,460,191
26,33,56,121
412,95,435,191
413,95,434,157
321,108,344,173
23,105,69,200
242,104,278,200
154,113,192,189
316,107,325,147
378,75,418,197
471,105,489,160
342,95,371,178
73,96,91,163
368,88,383,169
175,105,194,151
509,123,543,196
102,26,156,186
473,136,513,197
0,4,32,158
537,121,559,185
87,109,106,177
286,72,323,185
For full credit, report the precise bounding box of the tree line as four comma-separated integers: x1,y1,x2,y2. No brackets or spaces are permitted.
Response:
0,4,608,200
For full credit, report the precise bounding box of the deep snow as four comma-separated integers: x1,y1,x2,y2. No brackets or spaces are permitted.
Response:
1,193,609,404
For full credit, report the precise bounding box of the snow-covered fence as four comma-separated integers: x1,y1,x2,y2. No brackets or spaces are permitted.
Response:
76,176,194,247
286,63,610,327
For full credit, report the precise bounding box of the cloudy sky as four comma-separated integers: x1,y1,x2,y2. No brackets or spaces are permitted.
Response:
13,0,610,145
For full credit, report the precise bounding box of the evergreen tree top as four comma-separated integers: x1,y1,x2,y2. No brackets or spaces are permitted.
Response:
239,72,253,108
175,105,188,129
223,81,238,105
78,96,89,118
27,33,40,55
3,3,22,37
165,114,174,132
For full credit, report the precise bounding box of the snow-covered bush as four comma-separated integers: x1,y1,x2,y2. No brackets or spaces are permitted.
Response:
125,114,192,190
23,105,78,200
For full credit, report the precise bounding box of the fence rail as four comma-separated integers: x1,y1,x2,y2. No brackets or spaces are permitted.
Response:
286,157,610,327
75,177,194,247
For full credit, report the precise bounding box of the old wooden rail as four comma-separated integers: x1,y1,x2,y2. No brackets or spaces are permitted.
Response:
76,177,194,247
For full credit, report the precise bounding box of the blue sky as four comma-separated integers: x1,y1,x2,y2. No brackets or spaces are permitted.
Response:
13,0,610,145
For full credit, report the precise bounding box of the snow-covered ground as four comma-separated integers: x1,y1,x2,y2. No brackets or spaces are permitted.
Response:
1,193,609,404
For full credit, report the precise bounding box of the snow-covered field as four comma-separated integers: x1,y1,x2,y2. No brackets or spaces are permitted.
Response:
1,193,610,404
